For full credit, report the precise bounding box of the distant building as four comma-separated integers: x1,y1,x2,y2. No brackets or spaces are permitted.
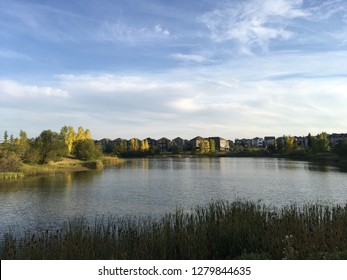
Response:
208,137,230,151
145,137,157,149
264,136,276,148
171,137,189,151
189,136,206,151
329,133,347,147
252,137,264,147
157,137,171,152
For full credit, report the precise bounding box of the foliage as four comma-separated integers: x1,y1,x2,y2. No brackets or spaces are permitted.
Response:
129,138,140,152
0,150,21,172
3,200,347,260
72,139,102,161
334,140,347,158
34,130,68,164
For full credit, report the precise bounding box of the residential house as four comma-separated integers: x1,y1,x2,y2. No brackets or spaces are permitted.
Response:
157,137,171,152
190,136,206,151
98,138,113,153
263,136,276,148
170,137,189,151
145,137,157,150
329,133,347,147
208,137,230,151
252,137,264,147
294,136,308,149
235,138,252,147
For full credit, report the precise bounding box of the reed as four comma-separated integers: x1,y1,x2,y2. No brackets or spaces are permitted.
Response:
2,200,347,260
0,172,25,180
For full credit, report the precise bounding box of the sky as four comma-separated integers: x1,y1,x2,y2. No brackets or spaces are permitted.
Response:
1,0,347,140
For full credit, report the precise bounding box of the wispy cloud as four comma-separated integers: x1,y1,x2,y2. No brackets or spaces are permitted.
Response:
200,0,307,53
97,22,170,44
170,53,207,63
0,49,32,61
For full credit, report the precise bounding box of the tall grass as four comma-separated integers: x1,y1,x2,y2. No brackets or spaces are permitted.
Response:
0,172,24,180
2,200,347,260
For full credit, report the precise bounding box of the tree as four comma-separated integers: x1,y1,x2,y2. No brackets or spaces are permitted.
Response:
317,132,330,153
85,129,92,140
129,138,140,152
0,150,21,172
283,135,295,152
60,126,76,154
35,130,68,164
73,139,102,161
3,130,8,144
140,139,149,152
115,140,128,154
209,139,216,154
334,140,347,158
76,126,86,141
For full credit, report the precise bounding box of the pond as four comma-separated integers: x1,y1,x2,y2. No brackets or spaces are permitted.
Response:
1,157,347,234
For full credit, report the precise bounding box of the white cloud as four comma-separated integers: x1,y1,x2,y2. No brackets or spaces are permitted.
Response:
0,80,68,98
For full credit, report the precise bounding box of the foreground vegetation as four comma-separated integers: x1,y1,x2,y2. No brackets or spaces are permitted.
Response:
2,200,347,260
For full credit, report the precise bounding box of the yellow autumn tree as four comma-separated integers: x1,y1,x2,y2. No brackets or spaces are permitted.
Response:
85,129,92,140
141,139,149,152
76,126,86,141
60,126,76,154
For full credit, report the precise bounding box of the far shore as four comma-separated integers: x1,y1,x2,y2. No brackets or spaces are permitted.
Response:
1,152,346,180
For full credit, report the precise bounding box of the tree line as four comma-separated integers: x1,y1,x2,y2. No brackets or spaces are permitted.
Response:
0,126,102,172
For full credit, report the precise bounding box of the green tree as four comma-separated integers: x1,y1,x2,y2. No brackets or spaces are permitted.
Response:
0,150,21,172
209,139,216,154
283,135,295,152
334,140,347,158
3,130,8,144
172,144,180,154
317,132,330,153
35,130,68,164
73,139,102,161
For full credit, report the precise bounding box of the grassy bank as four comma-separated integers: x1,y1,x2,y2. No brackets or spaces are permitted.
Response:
0,156,125,178
2,200,347,260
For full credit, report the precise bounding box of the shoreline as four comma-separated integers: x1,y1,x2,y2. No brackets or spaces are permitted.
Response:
0,156,125,179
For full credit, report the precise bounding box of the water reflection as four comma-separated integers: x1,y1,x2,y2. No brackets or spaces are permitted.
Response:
1,157,347,235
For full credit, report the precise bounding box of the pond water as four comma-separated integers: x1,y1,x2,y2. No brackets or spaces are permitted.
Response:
1,157,347,234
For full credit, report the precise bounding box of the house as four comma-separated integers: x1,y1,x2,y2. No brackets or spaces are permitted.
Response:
145,137,157,149
157,137,171,152
263,136,276,148
208,137,230,151
98,138,113,152
329,133,347,147
294,136,308,148
114,138,128,153
189,136,206,151
252,137,264,147
170,137,189,151
234,138,252,147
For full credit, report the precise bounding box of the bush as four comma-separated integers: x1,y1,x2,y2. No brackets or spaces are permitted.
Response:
0,150,21,172
334,141,347,158
73,140,102,161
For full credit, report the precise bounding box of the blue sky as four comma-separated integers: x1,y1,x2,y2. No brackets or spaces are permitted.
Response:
1,0,347,140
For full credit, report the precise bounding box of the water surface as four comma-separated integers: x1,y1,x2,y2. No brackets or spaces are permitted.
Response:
1,157,347,234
